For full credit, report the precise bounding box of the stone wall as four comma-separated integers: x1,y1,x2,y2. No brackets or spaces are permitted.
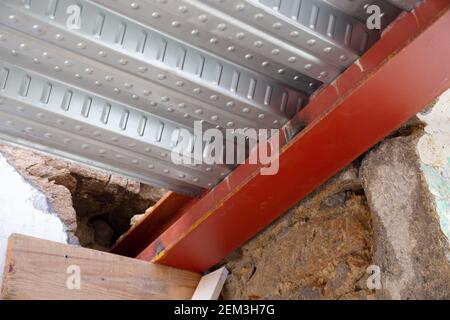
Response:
360,135,450,299
220,89,450,300
221,164,374,299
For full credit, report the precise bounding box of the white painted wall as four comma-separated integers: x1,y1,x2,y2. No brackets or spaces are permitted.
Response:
0,153,68,290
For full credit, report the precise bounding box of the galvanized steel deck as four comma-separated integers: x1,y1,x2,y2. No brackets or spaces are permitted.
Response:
0,0,417,195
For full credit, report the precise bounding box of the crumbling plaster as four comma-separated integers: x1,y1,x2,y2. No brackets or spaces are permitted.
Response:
417,89,450,243
0,154,68,290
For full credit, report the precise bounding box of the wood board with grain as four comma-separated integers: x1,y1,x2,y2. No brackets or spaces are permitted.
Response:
1,234,201,300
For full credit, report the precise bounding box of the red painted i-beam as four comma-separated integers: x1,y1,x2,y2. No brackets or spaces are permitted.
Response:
111,192,195,257
128,0,450,272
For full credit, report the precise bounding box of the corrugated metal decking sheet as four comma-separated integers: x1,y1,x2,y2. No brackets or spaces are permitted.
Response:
0,0,412,195
387,0,422,11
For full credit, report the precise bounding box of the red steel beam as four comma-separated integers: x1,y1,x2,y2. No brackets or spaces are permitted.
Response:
111,192,195,257
134,0,450,272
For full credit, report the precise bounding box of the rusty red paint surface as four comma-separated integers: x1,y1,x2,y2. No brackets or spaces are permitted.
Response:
111,191,196,257
134,0,450,272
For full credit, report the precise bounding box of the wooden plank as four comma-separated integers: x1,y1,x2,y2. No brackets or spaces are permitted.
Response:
191,267,229,300
1,234,201,300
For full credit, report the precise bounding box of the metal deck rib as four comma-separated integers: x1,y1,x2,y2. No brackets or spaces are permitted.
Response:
0,0,415,195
